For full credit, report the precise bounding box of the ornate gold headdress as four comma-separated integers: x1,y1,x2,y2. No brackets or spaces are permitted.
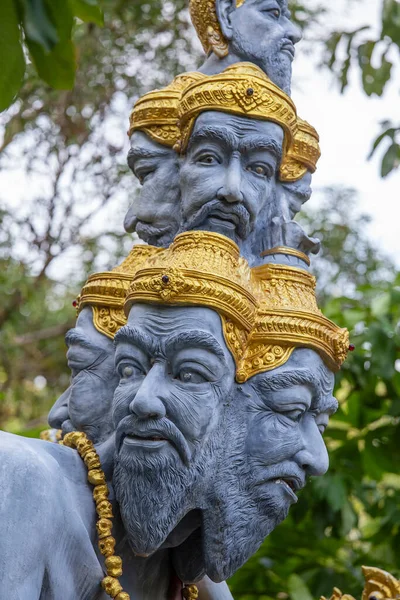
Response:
128,72,205,147
189,0,246,58
280,118,321,181
321,566,400,600
77,245,162,339
177,63,298,166
124,230,258,368
236,257,349,382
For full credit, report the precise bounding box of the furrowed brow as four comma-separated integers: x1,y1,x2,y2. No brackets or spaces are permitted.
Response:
65,328,99,351
114,325,156,356
127,146,169,164
254,368,321,399
239,136,282,161
165,330,227,363
187,127,237,153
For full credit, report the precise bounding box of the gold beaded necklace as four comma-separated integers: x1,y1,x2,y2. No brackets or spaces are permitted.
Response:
61,431,199,600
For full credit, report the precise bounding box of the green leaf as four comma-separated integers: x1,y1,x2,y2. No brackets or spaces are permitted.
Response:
20,0,58,51
0,0,25,111
371,292,391,317
382,0,400,47
25,0,76,89
288,574,314,600
368,127,397,159
358,41,392,96
69,0,104,26
380,142,400,177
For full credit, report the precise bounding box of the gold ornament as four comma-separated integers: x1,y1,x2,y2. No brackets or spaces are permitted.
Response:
260,246,311,266
128,72,205,146
280,118,321,181
236,259,349,382
321,566,400,600
124,230,257,370
177,62,298,161
61,431,130,600
189,0,245,57
78,245,162,339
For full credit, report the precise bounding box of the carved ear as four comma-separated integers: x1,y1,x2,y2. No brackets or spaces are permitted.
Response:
215,0,236,41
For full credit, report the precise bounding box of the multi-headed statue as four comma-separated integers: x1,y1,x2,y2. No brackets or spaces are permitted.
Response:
0,2,364,600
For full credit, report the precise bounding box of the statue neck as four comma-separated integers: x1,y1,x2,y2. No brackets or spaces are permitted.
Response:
198,51,241,75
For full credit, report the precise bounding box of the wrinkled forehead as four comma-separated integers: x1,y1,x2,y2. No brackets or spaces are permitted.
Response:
244,0,291,17
192,111,284,146
249,348,337,414
119,303,233,363
128,130,176,162
67,307,114,353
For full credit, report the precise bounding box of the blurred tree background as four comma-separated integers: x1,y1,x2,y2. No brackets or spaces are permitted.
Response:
0,0,399,598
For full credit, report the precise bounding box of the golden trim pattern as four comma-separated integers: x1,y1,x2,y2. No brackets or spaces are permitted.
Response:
189,0,245,56
260,246,311,266
177,63,298,160
125,231,258,369
280,118,321,181
128,72,204,146
78,245,162,339
321,566,400,600
236,262,349,381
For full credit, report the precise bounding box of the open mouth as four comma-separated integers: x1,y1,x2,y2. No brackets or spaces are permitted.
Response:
273,478,299,502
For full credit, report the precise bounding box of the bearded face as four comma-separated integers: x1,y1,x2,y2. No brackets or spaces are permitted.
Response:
225,0,302,94
112,303,236,557
201,348,338,582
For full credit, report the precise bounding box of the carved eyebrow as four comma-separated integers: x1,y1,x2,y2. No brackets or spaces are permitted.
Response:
114,325,157,356
238,135,282,161
187,126,238,153
165,330,227,363
65,328,101,352
127,146,171,166
254,368,319,393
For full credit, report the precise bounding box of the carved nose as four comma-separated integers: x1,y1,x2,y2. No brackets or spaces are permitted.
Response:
294,422,329,476
48,387,70,428
217,164,243,204
286,20,302,45
129,366,166,420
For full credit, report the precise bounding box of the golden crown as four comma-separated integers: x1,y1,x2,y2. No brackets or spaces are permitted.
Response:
280,118,321,181
77,245,162,339
177,63,298,168
124,230,258,368
322,566,400,600
236,260,349,382
128,72,205,147
189,0,245,57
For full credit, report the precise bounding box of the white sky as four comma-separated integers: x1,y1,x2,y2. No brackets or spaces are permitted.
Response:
292,0,400,265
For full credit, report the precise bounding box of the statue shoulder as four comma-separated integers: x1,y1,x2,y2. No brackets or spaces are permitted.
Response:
0,431,83,506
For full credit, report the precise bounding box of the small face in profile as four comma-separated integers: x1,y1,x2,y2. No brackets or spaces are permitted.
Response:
112,303,236,556
179,112,284,244
280,171,312,219
125,131,181,247
48,307,119,443
223,0,302,94
202,348,337,581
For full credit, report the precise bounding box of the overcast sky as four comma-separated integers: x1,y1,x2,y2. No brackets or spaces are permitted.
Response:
292,0,400,265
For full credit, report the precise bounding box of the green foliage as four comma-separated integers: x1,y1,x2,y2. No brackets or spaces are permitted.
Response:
322,0,400,177
0,0,103,111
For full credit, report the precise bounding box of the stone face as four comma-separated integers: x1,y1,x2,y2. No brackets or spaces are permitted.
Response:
48,306,119,444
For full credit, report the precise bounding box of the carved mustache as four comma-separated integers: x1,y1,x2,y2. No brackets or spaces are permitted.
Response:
116,415,192,465
183,199,251,240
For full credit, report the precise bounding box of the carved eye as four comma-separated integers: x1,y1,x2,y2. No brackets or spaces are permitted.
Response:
246,164,271,178
122,366,134,378
177,369,207,384
198,155,217,165
282,409,304,422
268,8,281,18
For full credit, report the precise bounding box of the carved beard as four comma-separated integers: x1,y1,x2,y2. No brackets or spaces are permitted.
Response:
113,396,230,557
231,35,292,95
200,400,291,582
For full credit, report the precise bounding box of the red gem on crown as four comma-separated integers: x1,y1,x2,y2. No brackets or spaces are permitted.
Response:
348,344,355,352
